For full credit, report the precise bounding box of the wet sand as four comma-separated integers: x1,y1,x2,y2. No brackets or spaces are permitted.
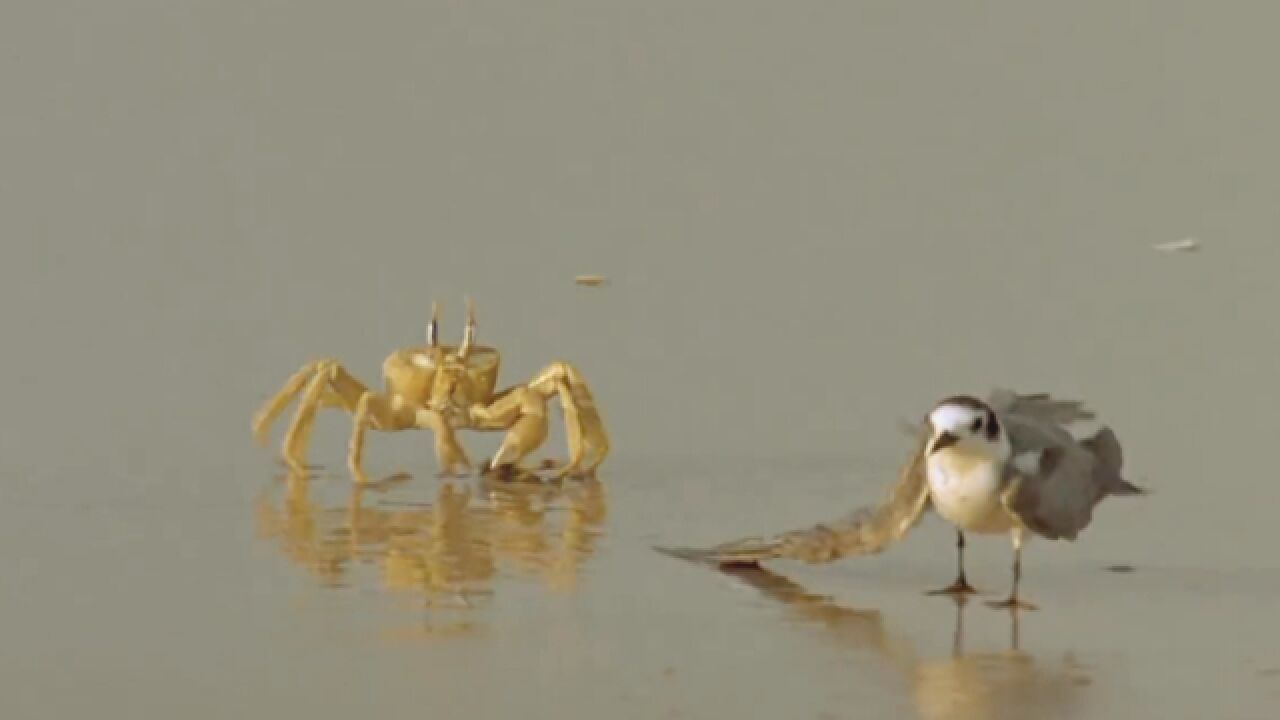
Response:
4,2,1280,718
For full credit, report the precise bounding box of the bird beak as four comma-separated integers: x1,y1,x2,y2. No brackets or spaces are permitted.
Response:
930,431,959,455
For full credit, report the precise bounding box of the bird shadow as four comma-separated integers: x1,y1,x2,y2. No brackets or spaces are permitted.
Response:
683,559,1095,720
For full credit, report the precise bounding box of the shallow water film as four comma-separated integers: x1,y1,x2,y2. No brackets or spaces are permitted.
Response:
4,2,1280,718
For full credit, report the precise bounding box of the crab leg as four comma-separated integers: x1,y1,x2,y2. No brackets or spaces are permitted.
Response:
415,407,475,478
254,359,369,441
279,369,332,473
469,387,550,471
469,362,609,477
348,391,405,484
529,362,609,477
270,360,372,475
253,360,325,446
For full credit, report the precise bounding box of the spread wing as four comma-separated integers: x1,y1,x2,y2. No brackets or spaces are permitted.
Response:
986,388,1097,423
992,391,1144,541
988,387,1104,459
656,429,933,566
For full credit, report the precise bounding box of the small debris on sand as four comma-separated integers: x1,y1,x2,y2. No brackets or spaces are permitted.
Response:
1104,564,1136,573
1152,238,1200,253
575,275,607,286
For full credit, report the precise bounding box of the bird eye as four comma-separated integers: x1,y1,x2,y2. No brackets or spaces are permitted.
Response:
971,417,983,432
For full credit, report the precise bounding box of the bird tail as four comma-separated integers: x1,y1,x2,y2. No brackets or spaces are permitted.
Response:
1083,425,1147,495
1114,479,1147,495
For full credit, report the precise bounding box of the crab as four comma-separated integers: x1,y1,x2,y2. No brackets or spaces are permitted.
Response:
251,299,610,483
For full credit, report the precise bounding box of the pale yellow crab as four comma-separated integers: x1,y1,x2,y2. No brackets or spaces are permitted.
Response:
252,299,610,482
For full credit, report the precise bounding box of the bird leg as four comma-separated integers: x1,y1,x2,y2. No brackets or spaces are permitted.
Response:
928,530,979,596
987,528,1037,610
950,594,968,657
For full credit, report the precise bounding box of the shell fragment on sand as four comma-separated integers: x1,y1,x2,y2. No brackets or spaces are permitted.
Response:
1152,238,1200,253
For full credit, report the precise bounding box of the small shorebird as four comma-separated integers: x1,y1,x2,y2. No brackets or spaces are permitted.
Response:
658,389,1145,609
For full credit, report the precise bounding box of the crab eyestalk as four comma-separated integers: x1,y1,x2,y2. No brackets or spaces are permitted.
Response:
458,297,476,360
426,301,440,347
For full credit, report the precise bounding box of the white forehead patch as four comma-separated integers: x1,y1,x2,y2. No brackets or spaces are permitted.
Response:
929,404,984,432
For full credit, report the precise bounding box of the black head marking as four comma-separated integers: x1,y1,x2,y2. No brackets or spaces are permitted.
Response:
985,409,1000,440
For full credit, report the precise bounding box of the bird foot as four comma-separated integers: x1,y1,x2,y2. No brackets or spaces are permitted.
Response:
986,595,1037,611
926,577,979,596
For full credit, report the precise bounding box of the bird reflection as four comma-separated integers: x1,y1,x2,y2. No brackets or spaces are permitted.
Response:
254,471,607,609
718,565,1092,720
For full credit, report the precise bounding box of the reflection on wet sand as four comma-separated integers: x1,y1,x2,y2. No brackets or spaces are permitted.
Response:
719,565,1092,720
255,471,607,610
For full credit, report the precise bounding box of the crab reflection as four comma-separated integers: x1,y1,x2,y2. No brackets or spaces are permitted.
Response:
719,565,1092,720
255,471,607,607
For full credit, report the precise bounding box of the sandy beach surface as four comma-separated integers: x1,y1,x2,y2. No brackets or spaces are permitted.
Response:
3,3,1280,718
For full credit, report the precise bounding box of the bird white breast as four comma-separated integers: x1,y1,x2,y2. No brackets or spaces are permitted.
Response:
926,450,1016,534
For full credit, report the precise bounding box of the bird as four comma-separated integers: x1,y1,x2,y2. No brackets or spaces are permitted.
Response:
656,389,1145,610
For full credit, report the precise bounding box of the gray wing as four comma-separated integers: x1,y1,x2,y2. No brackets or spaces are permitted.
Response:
656,429,933,566
991,390,1144,541
987,388,1095,452
986,388,1097,426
